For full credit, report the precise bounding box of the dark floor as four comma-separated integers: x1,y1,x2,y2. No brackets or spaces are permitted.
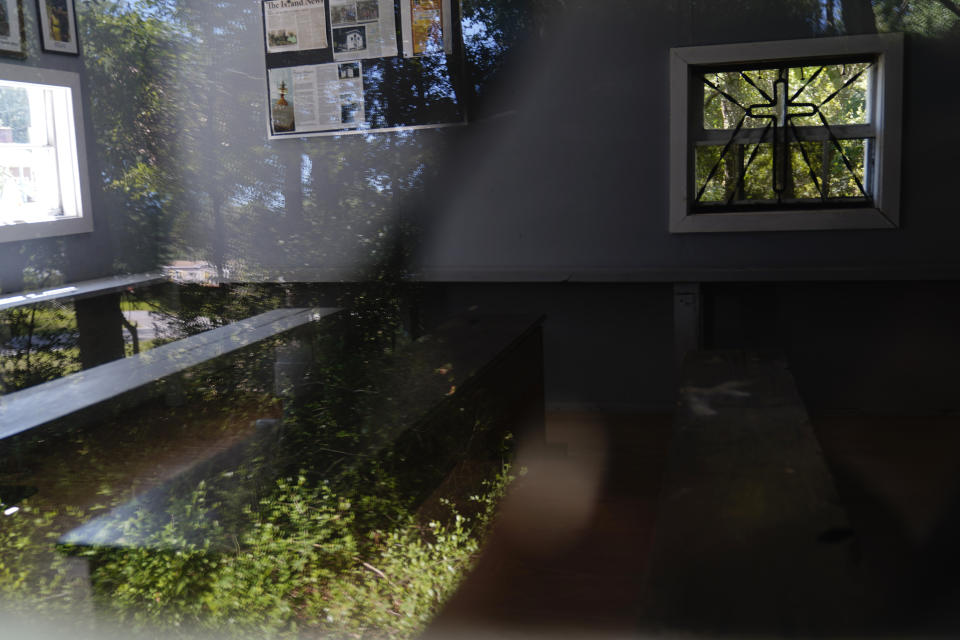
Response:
10,403,960,638
814,415,960,634
426,411,960,639
427,411,673,638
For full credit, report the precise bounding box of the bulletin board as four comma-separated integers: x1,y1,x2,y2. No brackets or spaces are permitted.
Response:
262,0,468,138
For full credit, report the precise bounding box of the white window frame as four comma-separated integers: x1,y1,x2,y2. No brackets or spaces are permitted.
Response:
0,62,92,243
669,33,903,233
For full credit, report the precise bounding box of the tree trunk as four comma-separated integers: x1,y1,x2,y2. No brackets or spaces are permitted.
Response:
719,74,740,202
841,0,877,34
75,293,125,369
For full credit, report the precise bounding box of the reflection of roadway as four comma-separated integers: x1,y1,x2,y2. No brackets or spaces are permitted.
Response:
0,311,196,353
123,310,176,342
1,333,76,355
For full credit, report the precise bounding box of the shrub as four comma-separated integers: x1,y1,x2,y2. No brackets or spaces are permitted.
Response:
68,464,516,639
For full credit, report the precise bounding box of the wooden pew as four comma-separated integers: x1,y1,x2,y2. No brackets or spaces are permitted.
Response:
0,301,338,607
641,350,867,636
0,306,340,440
58,312,545,551
0,272,165,312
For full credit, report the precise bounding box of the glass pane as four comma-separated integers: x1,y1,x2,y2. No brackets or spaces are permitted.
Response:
696,138,870,205
0,85,30,143
0,81,74,225
741,143,775,200
696,59,875,207
703,63,871,130
789,141,825,199
696,143,776,203
789,63,870,127
695,144,728,202
0,147,61,222
703,69,778,129
825,138,869,198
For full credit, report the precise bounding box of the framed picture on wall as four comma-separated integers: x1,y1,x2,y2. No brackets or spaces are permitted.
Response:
36,0,78,55
0,0,25,58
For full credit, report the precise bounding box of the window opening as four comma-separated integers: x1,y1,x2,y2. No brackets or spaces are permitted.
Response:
695,61,874,211
669,34,903,233
0,63,91,243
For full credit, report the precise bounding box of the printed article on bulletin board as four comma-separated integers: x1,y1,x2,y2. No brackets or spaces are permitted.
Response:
263,0,461,138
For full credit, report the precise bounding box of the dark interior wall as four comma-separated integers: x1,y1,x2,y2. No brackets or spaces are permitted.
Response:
26,0,946,284
706,281,960,415
7,0,957,286
415,279,960,415
402,2,960,414
414,1,960,280
5,0,958,415
418,283,676,412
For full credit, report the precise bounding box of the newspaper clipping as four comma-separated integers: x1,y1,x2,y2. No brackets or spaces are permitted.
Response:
329,0,397,61
264,0,329,54
269,62,365,135
400,0,452,57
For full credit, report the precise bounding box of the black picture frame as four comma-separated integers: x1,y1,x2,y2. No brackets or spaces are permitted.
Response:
36,0,79,55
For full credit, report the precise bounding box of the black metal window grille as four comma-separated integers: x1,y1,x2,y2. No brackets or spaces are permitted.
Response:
693,60,876,212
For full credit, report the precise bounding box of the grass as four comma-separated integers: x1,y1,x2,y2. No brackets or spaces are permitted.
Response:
124,339,156,357
120,298,162,312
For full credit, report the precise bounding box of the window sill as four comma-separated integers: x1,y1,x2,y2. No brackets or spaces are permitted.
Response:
670,205,897,233
0,214,92,242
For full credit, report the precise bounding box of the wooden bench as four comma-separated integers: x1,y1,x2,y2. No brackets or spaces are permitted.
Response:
0,272,165,312
0,301,337,603
0,307,340,440
641,350,867,636
58,311,545,551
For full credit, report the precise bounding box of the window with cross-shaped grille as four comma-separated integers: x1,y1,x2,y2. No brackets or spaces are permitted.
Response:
669,34,903,233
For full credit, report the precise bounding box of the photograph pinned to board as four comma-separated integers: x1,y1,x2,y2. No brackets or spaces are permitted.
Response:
36,0,78,54
0,0,24,58
268,61,365,137
269,67,296,133
329,0,397,61
263,0,329,54
400,0,452,57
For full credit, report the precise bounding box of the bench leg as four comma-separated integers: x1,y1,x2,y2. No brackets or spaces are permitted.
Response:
61,554,96,621
674,282,703,372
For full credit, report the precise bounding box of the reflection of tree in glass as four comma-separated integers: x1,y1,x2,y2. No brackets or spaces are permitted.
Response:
75,0,553,283
0,248,79,394
699,61,873,204
0,86,30,143
460,0,560,110
703,64,869,130
874,0,960,36
79,0,187,274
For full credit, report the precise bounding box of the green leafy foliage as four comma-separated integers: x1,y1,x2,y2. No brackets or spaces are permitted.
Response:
874,0,960,36
698,62,872,204
0,464,514,639
0,85,29,143
0,502,94,623
0,301,80,393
